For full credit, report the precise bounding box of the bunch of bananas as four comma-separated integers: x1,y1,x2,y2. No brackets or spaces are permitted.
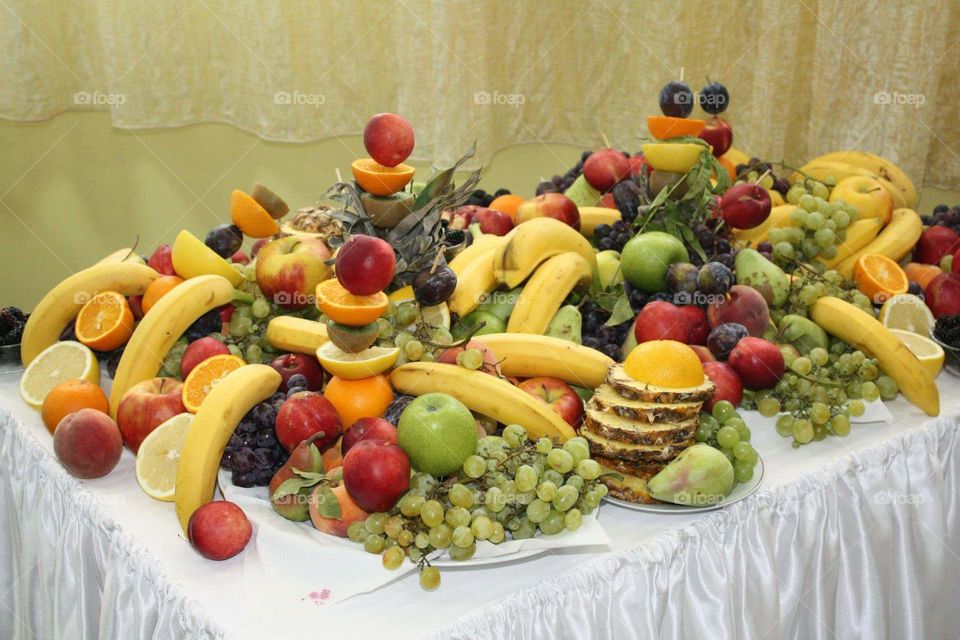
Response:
791,151,917,210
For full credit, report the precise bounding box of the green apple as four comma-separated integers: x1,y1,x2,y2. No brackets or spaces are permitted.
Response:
452,309,506,340
621,231,689,293
397,393,478,476
595,250,623,289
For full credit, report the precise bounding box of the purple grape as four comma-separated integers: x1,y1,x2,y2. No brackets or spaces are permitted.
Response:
256,429,277,448
254,468,274,485
707,323,748,359
239,433,256,448
237,418,258,434
757,241,774,254
233,448,255,473
233,470,257,488
252,402,276,427
601,344,621,361
205,224,243,259
253,448,274,468
659,80,694,118
384,395,414,426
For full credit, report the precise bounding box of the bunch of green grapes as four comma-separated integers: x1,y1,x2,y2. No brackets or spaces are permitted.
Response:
160,337,190,379
695,401,760,483
770,179,857,268
347,426,608,591
375,300,457,366
743,345,898,446
770,267,873,324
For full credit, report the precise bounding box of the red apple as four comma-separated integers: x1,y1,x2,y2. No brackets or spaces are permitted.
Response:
230,250,250,265
702,361,743,411
363,113,415,168
187,501,252,561
53,408,123,479
251,238,269,257
128,295,144,321
446,206,514,236
720,183,772,230
276,391,342,452
707,285,770,337
256,236,332,309
628,153,648,178
599,192,616,209
727,337,784,389
515,193,581,231
698,116,733,157
342,417,398,454
117,377,186,453
309,474,369,537
437,340,501,376
517,377,583,427
269,353,324,392
147,244,175,276
924,272,960,318
342,440,411,513
679,305,709,345
181,337,230,378
219,305,234,328
335,234,396,295
690,345,716,363
634,301,689,343
916,226,960,265
583,149,630,191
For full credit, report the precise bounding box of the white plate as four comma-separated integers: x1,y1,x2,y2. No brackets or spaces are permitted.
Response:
603,456,764,514
430,548,545,568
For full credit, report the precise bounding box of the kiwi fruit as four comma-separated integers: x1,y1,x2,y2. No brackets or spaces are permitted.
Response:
325,320,379,353
360,192,415,228
251,183,289,219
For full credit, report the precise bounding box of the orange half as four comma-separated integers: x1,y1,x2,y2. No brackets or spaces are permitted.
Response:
853,253,909,304
351,158,415,196
647,115,706,140
316,279,388,326
74,291,135,351
231,190,280,238
181,354,246,413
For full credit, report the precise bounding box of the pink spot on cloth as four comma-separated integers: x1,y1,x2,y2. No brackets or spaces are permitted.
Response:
304,589,331,605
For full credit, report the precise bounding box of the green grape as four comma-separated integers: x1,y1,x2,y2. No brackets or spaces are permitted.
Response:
757,397,781,417
502,424,528,448
471,515,494,540
791,356,812,375
799,194,817,211
536,481,558,502
445,506,471,528
777,415,796,438
234,305,253,321
564,508,583,531
365,513,388,535
490,522,506,543
583,489,602,509
449,542,476,561
396,302,418,326
716,426,740,448
830,413,851,436
734,461,754,483
364,534,385,554
415,532,430,549
831,210,850,228
790,208,809,225
485,486,506,512
227,344,243,358
397,529,414,547
773,242,796,262
553,485,579,511
546,449,574,473
565,475,585,491
732,441,754,461
861,381,880,401
449,483,474,508
810,402,831,425
576,458,601,481
712,400,736,423
420,500,445,528
382,546,404,569
814,228,836,248
562,437,590,464
409,472,437,495
811,182,830,199
786,186,805,204
535,437,553,454
251,298,270,319
696,426,712,442
463,455,486,479
515,490,536,506
804,211,825,230
792,419,814,444
419,566,441,591
725,417,746,433
347,521,367,542
699,413,719,434
526,499,551,523
384,515,405,539
848,400,865,417
515,464,538,492
769,228,788,244
460,349,484,370
428,523,452,548
876,375,898,400
404,340,424,361
244,343,263,364
376,318,394,339
801,238,820,258
809,347,829,367
513,518,536,539
399,494,425,517
540,510,565,535
452,525,474,548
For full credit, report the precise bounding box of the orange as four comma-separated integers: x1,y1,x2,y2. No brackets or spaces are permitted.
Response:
647,116,705,140
853,253,909,304
623,340,704,388
323,374,394,428
904,262,942,290
41,379,109,434
74,291,135,351
351,158,415,196
718,155,736,180
315,279,388,326
231,189,280,238
489,194,525,221
141,275,184,314
181,354,246,413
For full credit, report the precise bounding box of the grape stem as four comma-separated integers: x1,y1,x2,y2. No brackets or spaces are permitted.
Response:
121,234,140,263
779,161,815,182
419,321,485,350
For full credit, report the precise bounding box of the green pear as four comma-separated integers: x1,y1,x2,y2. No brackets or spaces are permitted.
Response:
546,305,582,343
647,444,735,506
269,434,326,521
476,287,522,321
563,175,602,207
596,250,624,289
734,248,789,308
777,314,829,355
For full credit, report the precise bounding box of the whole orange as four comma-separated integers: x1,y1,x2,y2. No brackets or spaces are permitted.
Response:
323,375,394,428
142,275,185,314
41,379,110,434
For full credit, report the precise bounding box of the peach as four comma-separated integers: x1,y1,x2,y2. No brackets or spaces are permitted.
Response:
707,285,770,337
53,408,123,479
188,501,252,561
309,475,368,537
924,272,960,318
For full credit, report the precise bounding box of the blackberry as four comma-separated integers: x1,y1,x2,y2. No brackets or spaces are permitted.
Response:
0,307,19,335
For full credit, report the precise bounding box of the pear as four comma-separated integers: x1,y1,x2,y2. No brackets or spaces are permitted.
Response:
596,250,624,289
269,433,326,521
546,305,583,344
563,175,602,207
647,444,735,506
734,248,789,308
777,314,829,355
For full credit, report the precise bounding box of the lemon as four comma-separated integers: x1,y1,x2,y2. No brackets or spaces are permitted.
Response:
316,342,400,379
889,329,944,378
879,294,935,338
20,341,99,408
136,413,193,501
622,340,704,388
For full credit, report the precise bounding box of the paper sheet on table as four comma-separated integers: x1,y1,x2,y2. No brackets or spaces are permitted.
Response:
743,397,893,430
218,469,609,607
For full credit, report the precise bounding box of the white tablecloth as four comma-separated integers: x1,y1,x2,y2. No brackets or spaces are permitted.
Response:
2,363,960,640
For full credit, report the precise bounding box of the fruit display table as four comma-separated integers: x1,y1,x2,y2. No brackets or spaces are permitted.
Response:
2,362,958,639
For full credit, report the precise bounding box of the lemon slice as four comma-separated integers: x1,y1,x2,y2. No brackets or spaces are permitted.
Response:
316,342,400,379
879,294,935,338
890,329,944,378
388,286,415,304
19,341,99,408
136,412,193,501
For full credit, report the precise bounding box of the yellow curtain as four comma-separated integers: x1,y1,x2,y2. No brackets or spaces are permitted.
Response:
2,0,957,189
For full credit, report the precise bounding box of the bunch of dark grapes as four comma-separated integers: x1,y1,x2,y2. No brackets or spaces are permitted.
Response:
221,386,292,488
463,188,512,208
933,315,960,349
922,204,960,232
0,307,28,346
691,224,741,268
580,298,633,362
612,180,643,222
594,220,633,252
734,157,790,196
536,151,590,195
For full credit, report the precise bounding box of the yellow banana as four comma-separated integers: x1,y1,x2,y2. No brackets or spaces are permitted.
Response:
448,245,501,317
810,151,916,208
493,218,597,288
793,160,907,210
266,316,328,354
732,205,796,246
175,364,281,533
477,333,613,388
109,275,235,417
390,362,576,441
834,208,922,279
507,252,592,334
448,234,507,276
96,248,145,266
20,262,159,365
810,297,938,416
578,207,622,236
822,218,884,268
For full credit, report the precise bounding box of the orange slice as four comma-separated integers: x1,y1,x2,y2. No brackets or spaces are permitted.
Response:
315,279,388,326
74,291,135,351
181,354,246,413
231,189,280,238
647,116,706,140
853,253,909,304
142,275,184,314
351,158,415,196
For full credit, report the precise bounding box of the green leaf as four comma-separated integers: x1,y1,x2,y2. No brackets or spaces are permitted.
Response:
315,485,341,519
272,477,318,501
604,293,635,327
292,468,327,481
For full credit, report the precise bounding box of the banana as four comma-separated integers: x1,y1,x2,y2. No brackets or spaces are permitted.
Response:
507,252,592,335
390,362,577,441
822,218,884,268
476,333,613,388
493,218,597,288
834,208,922,279
175,364,281,533
792,160,907,210
809,151,916,208
721,147,751,167
578,207,622,236
448,245,501,317
732,205,796,246
20,262,159,365
109,275,235,417
266,316,328,354
809,297,938,416
448,234,507,276
96,248,145,265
